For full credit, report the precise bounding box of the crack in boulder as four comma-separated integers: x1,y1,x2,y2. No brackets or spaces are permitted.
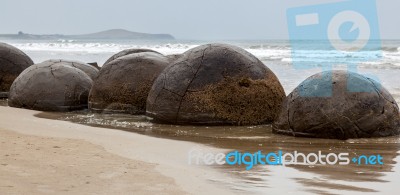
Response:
273,70,400,139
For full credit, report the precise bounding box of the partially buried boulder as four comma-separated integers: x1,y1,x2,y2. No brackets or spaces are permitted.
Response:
104,48,161,65
0,42,34,98
8,61,93,111
89,52,169,114
273,70,400,139
146,43,286,125
43,59,99,80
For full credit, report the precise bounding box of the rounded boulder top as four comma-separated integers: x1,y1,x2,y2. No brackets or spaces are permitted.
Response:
0,42,34,98
273,70,400,140
8,61,93,111
89,52,169,114
146,43,286,125
42,59,99,80
104,48,162,65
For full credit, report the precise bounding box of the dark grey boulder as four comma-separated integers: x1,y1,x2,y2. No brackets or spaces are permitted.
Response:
8,61,92,111
146,43,286,125
0,42,34,98
43,59,99,80
104,48,161,65
89,52,169,114
273,70,400,139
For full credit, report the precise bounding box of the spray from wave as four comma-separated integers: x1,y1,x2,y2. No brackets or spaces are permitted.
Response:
6,40,400,69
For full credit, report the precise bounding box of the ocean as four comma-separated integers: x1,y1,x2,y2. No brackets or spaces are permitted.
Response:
3,39,400,194
5,39,400,103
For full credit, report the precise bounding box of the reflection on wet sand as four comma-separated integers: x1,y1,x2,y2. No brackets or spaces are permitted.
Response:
34,111,400,194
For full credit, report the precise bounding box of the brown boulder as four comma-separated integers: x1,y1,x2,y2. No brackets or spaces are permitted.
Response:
89,52,169,114
146,43,285,125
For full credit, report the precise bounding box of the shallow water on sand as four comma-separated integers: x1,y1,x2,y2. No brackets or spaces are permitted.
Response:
34,110,400,195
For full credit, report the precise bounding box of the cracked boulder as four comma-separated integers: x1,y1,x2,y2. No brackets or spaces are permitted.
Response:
104,48,162,65
89,52,169,114
43,59,99,80
8,61,92,111
273,70,400,140
146,43,286,125
0,42,34,98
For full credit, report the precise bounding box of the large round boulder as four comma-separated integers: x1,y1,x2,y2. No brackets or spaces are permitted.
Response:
273,70,400,139
146,43,285,125
104,48,161,65
43,59,99,80
8,61,92,111
89,52,169,114
0,42,34,98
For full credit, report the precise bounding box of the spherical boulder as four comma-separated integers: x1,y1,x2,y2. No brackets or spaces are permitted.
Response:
104,48,161,65
146,43,285,125
8,61,92,111
273,70,400,139
89,52,169,114
43,59,99,80
0,42,34,98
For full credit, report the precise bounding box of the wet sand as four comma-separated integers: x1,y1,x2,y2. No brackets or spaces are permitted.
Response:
0,106,233,195
1,100,400,194
35,109,400,194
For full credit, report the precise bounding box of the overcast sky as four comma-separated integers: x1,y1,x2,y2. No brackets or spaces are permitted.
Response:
1,0,398,40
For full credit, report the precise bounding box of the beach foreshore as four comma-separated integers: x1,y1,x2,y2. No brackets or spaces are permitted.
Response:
0,106,232,195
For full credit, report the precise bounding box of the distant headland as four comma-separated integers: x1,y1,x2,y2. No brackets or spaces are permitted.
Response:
0,29,175,40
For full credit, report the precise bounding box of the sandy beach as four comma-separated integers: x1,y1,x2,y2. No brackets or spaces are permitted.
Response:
0,106,232,195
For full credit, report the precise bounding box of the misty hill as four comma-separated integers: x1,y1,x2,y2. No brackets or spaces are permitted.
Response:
71,29,174,40
0,29,175,40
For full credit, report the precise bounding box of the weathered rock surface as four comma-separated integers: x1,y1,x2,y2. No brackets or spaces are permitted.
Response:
104,48,161,65
43,59,99,80
0,42,33,98
146,43,285,125
8,61,92,111
273,70,400,139
166,54,183,63
87,62,101,70
89,52,169,114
